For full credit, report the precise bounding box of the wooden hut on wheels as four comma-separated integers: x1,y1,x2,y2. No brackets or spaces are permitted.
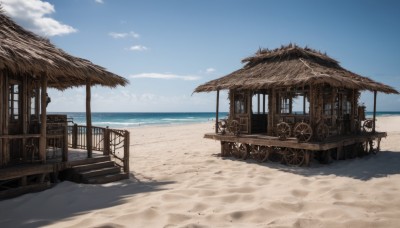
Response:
0,10,130,198
195,44,399,166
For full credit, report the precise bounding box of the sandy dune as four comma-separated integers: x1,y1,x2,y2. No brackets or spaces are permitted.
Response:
1,117,400,227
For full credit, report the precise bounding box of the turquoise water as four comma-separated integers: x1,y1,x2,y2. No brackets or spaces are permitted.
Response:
49,111,399,128
50,112,229,128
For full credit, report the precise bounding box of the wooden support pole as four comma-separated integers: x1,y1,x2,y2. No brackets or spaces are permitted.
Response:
2,73,9,165
39,75,47,162
263,93,266,114
86,80,93,158
62,123,68,162
123,130,130,173
257,93,260,114
0,74,3,166
373,90,377,133
72,124,78,149
303,94,306,114
215,90,220,134
22,75,28,161
103,128,110,156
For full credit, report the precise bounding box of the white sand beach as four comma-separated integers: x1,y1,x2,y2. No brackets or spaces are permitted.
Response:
1,116,400,227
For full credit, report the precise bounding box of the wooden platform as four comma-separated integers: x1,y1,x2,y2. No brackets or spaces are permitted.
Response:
204,132,387,151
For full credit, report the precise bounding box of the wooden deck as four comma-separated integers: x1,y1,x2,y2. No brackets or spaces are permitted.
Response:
204,132,387,151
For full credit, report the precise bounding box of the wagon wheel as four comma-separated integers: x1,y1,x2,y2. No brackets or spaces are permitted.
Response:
250,145,270,162
227,120,240,136
293,122,313,143
268,147,285,163
284,148,306,166
276,122,291,140
373,138,381,154
363,119,373,133
316,123,329,142
217,119,228,135
239,143,250,160
231,143,249,160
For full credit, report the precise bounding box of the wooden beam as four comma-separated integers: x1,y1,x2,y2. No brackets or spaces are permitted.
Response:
263,93,266,114
0,72,3,166
215,90,219,134
22,75,28,161
373,90,377,133
86,79,93,158
257,93,260,114
39,75,47,162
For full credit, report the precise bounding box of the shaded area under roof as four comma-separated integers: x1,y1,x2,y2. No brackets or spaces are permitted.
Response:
195,44,398,94
0,8,128,90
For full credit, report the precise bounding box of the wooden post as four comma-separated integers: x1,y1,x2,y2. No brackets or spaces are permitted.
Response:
103,128,110,156
263,93,266,114
62,123,68,162
303,94,306,114
39,75,47,162
215,90,220,134
123,130,130,173
0,73,3,166
257,93,260,114
86,80,92,158
373,90,377,133
72,124,78,148
247,92,252,133
22,75,28,161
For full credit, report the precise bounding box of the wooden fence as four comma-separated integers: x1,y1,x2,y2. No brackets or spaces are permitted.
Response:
68,124,130,173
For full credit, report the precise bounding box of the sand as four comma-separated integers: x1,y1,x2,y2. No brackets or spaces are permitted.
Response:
1,117,400,227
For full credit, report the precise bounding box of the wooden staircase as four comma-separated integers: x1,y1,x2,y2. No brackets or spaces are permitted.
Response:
65,156,129,184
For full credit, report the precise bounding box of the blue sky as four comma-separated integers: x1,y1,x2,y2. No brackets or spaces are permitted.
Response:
2,0,400,112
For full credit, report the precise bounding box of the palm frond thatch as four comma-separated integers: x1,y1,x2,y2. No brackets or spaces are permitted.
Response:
0,9,128,89
194,43,398,94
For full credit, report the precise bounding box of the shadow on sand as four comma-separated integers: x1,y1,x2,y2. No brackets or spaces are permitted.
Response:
0,174,174,228
219,150,400,181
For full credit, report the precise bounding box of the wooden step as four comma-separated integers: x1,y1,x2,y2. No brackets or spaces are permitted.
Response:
72,161,115,172
80,166,121,179
85,173,129,184
67,156,110,167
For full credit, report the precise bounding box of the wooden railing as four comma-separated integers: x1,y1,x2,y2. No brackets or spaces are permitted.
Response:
68,124,130,173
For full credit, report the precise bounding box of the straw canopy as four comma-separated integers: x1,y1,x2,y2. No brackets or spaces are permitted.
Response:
194,44,398,94
0,9,128,89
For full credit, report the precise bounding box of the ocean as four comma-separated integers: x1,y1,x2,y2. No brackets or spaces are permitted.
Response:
49,112,229,128
49,111,399,128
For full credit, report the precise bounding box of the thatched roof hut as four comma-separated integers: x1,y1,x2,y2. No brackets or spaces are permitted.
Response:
0,9,128,89
195,44,398,94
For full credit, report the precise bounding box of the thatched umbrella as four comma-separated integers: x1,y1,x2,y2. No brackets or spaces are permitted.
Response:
194,44,398,94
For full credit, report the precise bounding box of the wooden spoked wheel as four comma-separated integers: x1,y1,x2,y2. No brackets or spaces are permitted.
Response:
276,122,291,140
227,120,240,135
363,119,373,133
284,148,306,166
231,143,249,160
293,122,313,142
217,120,228,135
316,123,329,142
268,147,285,163
250,145,269,162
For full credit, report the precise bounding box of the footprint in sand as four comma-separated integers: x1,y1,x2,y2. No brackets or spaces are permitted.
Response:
291,189,309,198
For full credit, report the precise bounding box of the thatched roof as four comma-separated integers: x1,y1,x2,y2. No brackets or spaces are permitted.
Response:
194,44,398,94
0,9,128,89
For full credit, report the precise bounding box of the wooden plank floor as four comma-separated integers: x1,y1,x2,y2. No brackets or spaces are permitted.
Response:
204,132,387,151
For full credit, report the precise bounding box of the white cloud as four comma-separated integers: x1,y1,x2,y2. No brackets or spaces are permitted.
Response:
129,45,148,51
1,0,77,36
109,31,140,39
95,0,104,3
130,73,201,81
206,68,216,74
